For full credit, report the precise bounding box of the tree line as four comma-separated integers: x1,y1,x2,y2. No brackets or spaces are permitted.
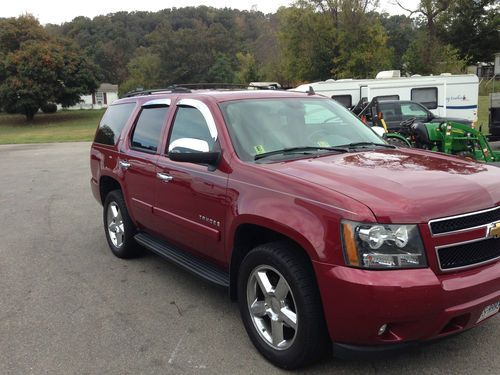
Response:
0,0,498,120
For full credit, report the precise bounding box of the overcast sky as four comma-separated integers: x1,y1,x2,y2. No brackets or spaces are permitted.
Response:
3,0,411,25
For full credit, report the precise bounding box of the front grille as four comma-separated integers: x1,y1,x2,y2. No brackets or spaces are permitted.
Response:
438,238,500,270
430,207,500,235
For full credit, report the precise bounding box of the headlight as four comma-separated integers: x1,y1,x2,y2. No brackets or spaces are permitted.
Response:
341,221,426,269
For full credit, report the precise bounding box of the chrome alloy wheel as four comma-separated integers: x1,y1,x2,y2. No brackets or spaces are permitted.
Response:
107,202,125,248
246,265,298,350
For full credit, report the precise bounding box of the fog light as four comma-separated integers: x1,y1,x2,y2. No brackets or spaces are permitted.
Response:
378,324,388,336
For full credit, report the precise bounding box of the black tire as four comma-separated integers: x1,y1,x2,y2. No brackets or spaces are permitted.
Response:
386,137,410,148
103,190,140,258
237,241,330,369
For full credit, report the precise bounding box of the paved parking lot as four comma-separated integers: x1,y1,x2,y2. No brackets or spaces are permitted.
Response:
0,142,498,375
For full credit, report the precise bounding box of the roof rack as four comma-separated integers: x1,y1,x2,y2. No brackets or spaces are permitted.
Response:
123,82,284,98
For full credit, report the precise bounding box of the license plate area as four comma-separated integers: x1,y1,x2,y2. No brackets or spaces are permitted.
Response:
477,301,500,323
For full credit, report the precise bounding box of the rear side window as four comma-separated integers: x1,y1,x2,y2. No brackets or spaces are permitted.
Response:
94,103,136,145
411,87,438,109
131,106,169,153
331,95,352,108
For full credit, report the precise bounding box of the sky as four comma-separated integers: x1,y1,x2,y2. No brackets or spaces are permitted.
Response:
2,0,412,25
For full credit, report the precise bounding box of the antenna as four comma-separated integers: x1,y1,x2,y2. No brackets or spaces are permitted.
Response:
307,86,315,95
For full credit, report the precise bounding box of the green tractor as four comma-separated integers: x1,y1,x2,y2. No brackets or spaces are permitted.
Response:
354,98,500,165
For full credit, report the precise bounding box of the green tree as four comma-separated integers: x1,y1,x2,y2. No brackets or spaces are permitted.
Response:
0,16,99,120
403,30,466,74
207,53,235,83
119,49,162,95
378,14,415,70
277,5,337,82
395,0,454,69
439,0,499,63
235,52,260,83
0,14,47,54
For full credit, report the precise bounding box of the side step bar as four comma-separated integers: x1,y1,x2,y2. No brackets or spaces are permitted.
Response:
134,232,229,288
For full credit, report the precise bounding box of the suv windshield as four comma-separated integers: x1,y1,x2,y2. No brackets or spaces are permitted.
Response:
220,97,384,161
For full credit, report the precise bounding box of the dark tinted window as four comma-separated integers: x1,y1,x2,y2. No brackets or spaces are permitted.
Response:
378,102,402,122
168,106,215,152
331,95,352,108
94,103,136,145
131,106,168,152
411,87,438,109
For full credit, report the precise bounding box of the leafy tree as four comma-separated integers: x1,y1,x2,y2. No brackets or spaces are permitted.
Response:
277,5,337,82
207,53,235,83
403,30,466,74
0,17,99,120
439,0,500,63
119,49,162,95
378,14,415,70
0,14,47,54
235,52,260,83
395,0,454,68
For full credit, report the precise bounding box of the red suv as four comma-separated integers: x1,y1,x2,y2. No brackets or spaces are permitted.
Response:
90,88,500,369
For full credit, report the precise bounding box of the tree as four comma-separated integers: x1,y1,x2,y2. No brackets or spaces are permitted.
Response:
403,30,466,74
119,48,162,95
395,0,454,68
0,16,99,120
439,0,500,63
235,52,260,83
378,14,415,70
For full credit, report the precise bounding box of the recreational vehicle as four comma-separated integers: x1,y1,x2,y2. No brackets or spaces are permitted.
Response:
294,71,479,123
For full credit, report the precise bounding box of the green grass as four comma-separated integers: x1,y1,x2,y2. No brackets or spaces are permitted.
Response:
478,96,489,135
0,109,104,144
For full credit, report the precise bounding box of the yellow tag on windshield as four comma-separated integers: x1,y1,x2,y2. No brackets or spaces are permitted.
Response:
254,145,266,154
317,140,330,147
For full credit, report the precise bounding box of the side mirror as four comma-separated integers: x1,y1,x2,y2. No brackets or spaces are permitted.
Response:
168,151,221,166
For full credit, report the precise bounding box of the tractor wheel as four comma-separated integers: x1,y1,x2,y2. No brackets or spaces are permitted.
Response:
386,137,410,148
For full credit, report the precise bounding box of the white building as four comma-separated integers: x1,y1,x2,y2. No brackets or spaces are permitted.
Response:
65,83,119,110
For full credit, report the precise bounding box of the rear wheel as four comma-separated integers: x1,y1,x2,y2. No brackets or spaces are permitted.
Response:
103,190,140,258
237,242,330,369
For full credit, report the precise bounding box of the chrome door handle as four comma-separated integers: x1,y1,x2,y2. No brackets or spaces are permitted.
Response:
156,172,173,182
119,160,131,169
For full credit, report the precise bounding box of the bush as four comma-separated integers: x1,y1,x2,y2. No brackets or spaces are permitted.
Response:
41,103,57,113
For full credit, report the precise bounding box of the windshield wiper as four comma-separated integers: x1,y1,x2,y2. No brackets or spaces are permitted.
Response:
337,142,395,149
254,146,349,161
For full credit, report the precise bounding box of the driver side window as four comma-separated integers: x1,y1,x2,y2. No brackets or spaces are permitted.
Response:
168,106,215,153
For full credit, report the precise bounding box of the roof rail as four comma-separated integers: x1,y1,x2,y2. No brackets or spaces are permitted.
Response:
170,83,249,90
123,82,285,98
123,87,192,97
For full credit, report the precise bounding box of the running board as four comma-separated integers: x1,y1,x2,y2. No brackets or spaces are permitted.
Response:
134,232,229,288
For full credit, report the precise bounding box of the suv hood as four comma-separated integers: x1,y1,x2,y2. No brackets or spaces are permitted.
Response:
270,149,500,223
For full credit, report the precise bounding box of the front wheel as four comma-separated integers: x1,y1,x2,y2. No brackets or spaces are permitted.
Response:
237,242,330,369
103,190,140,258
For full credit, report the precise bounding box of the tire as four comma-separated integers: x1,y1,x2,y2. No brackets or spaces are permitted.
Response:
237,241,330,369
103,190,140,258
386,137,410,148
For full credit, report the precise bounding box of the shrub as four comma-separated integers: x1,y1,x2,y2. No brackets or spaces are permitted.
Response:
41,103,57,113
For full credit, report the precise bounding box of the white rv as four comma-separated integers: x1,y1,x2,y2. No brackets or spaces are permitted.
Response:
294,71,479,122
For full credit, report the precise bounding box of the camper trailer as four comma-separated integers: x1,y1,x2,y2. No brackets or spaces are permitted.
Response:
294,71,479,123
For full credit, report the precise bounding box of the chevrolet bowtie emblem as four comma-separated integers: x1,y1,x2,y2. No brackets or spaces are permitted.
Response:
489,222,500,238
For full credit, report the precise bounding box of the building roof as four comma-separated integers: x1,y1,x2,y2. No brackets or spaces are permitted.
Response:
98,83,118,93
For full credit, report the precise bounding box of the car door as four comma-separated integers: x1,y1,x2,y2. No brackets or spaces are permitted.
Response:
121,99,170,229
153,99,228,265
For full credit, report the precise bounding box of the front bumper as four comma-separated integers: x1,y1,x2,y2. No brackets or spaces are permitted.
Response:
313,260,500,348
